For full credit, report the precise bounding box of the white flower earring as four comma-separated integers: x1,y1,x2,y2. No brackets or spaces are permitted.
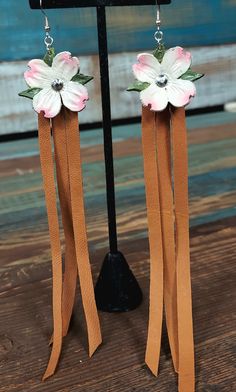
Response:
128,5,203,110
19,1,102,381
128,4,204,392
19,6,92,117
24,51,89,118
132,47,197,110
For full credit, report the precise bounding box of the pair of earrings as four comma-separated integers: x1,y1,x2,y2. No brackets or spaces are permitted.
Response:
19,2,203,391
19,4,202,118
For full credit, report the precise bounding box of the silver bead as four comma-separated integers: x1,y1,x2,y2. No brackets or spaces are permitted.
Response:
155,74,168,88
51,78,64,91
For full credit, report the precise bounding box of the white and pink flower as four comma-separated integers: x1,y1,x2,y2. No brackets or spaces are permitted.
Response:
24,51,88,118
133,46,196,111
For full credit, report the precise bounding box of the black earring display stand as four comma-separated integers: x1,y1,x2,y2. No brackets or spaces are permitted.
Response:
29,0,171,312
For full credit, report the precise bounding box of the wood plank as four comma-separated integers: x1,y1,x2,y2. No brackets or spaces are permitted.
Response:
1,44,236,134
0,112,235,390
0,219,235,391
0,113,236,270
1,0,236,61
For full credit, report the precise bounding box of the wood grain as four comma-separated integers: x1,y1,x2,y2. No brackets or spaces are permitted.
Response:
0,219,235,392
1,44,236,135
0,111,235,391
1,0,236,61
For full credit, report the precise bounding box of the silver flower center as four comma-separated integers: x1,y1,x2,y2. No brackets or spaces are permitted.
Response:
51,78,64,91
155,74,168,88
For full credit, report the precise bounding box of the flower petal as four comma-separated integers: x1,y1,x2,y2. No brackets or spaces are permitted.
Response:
167,79,196,107
140,83,168,111
133,53,161,83
161,47,191,78
52,51,80,81
24,59,52,88
33,88,62,118
61,81,88,112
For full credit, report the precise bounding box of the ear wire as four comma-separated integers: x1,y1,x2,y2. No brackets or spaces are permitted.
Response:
154,2,164,47
40,0,54,51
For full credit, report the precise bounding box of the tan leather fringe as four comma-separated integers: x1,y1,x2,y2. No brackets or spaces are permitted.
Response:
142,106,164,376
38,113,63,380
143,106,195,391
53,112,78,339
38,109,102,381
155,109,179,373
171,106,195,391
63,109,102,357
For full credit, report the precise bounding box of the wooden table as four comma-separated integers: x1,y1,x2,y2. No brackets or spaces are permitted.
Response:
0,111,235,391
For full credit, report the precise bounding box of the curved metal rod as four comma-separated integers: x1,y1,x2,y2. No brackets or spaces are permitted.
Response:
40,0,50,30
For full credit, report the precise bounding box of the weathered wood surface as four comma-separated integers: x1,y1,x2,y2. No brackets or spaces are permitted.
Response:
1,44,236,134
1,0,236,61
0,111,236,391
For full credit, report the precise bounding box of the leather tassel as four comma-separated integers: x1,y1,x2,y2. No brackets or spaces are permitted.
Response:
63,108,102,357
38,108,102,380
142,105,195,391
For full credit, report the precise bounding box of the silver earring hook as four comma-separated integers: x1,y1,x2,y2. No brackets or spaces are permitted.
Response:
156,3,161,27
154,2,164,47
40,0,50,30
40,0,54,51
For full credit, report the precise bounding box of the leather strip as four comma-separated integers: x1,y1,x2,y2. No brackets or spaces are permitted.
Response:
52,113,78,339
38,108,102,380
143,105,195,391
38,113,63,381
63,108,102,356
171,106,195,391
142,106,164,376
155,108,179,373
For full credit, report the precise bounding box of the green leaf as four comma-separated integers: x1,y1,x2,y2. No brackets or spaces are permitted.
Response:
153,44,166,63
18,87,42,100
180,69,204,82
127,81,150,92
71,73,93,85
43,47,56,66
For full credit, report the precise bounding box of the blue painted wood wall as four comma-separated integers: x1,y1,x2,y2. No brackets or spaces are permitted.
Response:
1,0,236,61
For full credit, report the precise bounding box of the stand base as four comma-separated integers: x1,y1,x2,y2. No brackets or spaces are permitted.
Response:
95,251,143,312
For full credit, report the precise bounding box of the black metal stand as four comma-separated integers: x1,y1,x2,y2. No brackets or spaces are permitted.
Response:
29,0,170,312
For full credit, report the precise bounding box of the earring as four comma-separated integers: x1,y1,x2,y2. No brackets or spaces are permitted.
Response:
19,1,102,380
128,4,203,392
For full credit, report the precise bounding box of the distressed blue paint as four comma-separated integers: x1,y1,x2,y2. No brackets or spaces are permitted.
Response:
1,165,236,229
189,167,236,198
191,207,236,227
3,149,235,201
2,199,235,233
111,166,236,201
2,110,236,161
1,109,235,236
1,0,236,61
